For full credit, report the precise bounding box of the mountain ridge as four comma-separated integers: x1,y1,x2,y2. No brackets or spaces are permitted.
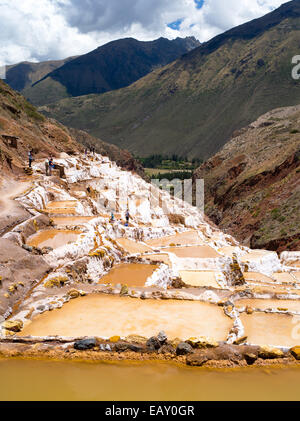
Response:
22,36,200,106
40,0,300,159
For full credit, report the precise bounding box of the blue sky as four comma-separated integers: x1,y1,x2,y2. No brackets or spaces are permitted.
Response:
0,0,290,66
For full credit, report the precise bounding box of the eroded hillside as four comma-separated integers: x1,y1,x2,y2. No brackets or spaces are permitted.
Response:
194,105,300,252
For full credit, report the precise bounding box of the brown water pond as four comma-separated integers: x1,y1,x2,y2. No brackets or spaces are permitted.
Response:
145,231,202,248
164,246,221,259
44,201,78,215
179,271,220,288
240,312,300,348
1,359,300,401
19,294,232,340
235,298,300,313
52,216,96,226
141,254,172,266
27,229,81,249
116,238,153,254
99,263,158,287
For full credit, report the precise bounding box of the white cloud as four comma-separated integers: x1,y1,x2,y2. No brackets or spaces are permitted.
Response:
0,0,291,66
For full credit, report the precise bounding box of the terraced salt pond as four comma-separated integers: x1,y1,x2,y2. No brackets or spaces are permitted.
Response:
179,271,221,288
164,246,221,259
116,238,153,254
99,263,158,287
27,229,81,249
19,294,232,340
44,201,78,215
240,312,300,348
145,231,202,247
1,359,300,401
52,216,96,226
141,254,172,266
235,298,300,313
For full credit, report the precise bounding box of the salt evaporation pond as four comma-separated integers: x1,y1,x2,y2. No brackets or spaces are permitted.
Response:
1,359,300,401
27,229,81,249
241,312,300,348
235,298,300,313
19,294,232,340
164,246,221,259
116,238,153,254
179,271,221,288
99,263,158,287
52,216,96,226
44,200,78,215
145,231,202,247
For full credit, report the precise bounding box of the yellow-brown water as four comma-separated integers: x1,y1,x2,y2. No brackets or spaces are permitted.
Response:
44,200,78,214
235,298,300,313
241,312,300,348
145,231,202,247
52,216,96,226
164,246,221,259
19,294,232,340
141,254,172,266
179,271,220,288
27,229,81,249
99,263,158,287
244,272,275,283
116,238,153,254
1,359,300,401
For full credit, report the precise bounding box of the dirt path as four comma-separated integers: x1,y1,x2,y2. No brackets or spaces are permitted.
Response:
0,177,32,236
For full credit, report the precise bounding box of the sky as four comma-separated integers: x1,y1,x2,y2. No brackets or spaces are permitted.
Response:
0,0,291,66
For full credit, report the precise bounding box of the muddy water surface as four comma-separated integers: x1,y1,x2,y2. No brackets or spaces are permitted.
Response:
164,246,221,259
52,216,96,226
27,229,81,249
1,359,300,401
19,294,232,340
241,312,300,348
179,271,220,288
116,238,153,254
236,298,300,313
145,231,202,247
99,263,158,287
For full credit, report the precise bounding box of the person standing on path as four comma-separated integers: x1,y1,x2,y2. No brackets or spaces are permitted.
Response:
48,157,55,176
28,150,33,168
125,209,130,226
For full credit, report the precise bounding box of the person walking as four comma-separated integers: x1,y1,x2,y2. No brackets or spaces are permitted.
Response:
48,157,55,176
28,150,33,168
125,209,130,226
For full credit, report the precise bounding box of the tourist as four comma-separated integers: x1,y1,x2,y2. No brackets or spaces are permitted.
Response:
110,212,115,223
28,150,33,168
45,159,49,176
125,209,130,226
48,157,55,176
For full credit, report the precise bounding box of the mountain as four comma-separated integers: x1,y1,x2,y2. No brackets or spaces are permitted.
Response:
0,79,144,178
5,57,78,92
41,0,300,159
23,36,200,106
193,105,300,252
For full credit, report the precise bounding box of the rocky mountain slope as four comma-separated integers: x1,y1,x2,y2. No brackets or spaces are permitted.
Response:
6,56,78,92
194,105,300,252
0,79,144,177
22,37,200,106
41,0,300,159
